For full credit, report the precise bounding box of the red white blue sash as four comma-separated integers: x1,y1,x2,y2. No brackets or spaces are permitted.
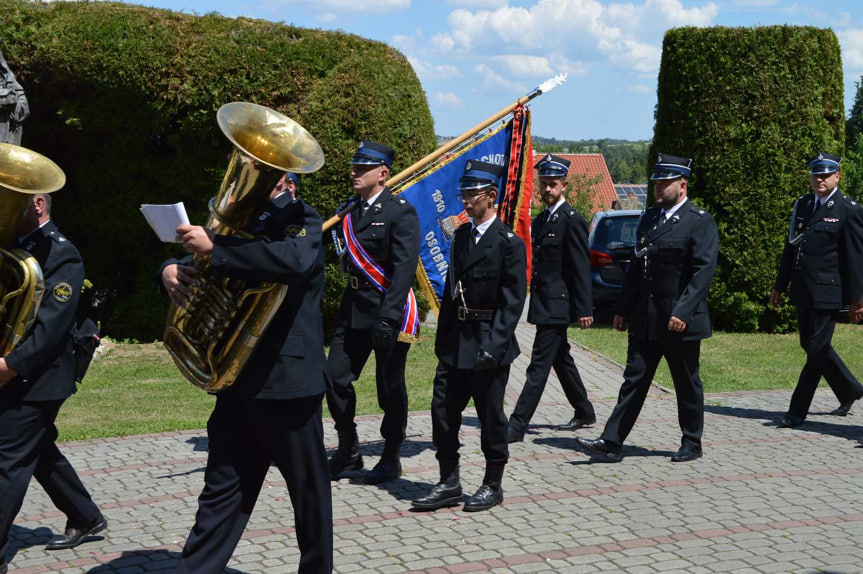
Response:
342,210,420,341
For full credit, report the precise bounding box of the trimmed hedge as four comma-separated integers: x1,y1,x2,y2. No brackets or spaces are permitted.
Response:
0,0,435,339
651,26,844,332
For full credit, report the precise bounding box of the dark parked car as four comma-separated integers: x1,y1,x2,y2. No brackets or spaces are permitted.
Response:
588,209,642,312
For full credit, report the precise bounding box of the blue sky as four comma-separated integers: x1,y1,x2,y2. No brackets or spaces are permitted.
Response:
119,1,863,141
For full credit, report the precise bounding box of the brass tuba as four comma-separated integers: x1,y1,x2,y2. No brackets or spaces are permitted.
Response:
0,143,66,355
164,102,324,393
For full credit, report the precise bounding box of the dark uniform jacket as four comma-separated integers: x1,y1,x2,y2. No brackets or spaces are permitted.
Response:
528,202,592,325
165,195,329,401
616,200,718,342
774,190,863,310
435,217,527,369
336,188,420,330
1,220,83,402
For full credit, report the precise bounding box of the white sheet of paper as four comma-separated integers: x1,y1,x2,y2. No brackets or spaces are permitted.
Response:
140,202,190,243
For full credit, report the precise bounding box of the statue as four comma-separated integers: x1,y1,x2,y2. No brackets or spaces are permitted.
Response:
0,39,30,145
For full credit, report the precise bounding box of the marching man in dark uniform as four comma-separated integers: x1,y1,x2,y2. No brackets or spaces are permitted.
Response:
412,160,526,512
770,152,863,428
507,154,596,443
161,179,333,573
327,140,421,484
0,194,106,574
577,154,718,463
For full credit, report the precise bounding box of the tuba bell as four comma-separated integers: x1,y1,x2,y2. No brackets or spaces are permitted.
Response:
0,143,66,355
163,102,324,393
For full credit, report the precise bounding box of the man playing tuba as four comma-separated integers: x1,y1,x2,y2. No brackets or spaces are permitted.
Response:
160,172,333,573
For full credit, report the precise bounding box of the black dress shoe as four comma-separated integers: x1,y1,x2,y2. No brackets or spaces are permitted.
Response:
463,484,503,512
557,415,597,431
575,437,622,462
506,426,524,443
830,398,859,416
412,482,463,510
778,415,805,428
328,449,363,479
46,515,108,550
670,445,702,462
363,458,402,484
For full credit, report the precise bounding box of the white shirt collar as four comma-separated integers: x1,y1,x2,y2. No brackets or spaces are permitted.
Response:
817,188,838,205
363,188,385,208
547,197,566,217
661,199,687,220
471,214,497,238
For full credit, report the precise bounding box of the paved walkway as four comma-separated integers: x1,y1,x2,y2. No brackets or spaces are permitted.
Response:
8,322,863,573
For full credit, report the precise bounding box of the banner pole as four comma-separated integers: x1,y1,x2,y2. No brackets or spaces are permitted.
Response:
322,74,567,231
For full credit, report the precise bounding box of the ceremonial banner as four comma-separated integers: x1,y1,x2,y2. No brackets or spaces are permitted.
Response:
395,106,533,314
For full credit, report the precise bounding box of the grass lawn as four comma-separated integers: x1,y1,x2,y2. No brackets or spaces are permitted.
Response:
568,322,863,394
56,330,439,442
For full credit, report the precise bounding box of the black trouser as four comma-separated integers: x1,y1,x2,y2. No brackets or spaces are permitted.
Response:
601,336,704,449
176,394,332,574
431,361,510,465
788,307,863,418
0,400,101,560
509,324,595,434
326,324,409,444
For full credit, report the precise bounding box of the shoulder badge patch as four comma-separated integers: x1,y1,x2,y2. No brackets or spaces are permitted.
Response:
285,225,307,238
53,282,73,303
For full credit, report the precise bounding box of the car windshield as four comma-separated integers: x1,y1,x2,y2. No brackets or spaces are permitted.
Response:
594,216,638,250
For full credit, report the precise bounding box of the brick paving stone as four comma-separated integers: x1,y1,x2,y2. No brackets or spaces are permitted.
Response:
6,316,863,573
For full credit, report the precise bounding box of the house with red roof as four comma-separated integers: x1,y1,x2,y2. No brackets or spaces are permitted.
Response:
532,153,618,214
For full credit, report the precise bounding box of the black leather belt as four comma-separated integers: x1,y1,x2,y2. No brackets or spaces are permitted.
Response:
349,275,375,289
457,306,494,321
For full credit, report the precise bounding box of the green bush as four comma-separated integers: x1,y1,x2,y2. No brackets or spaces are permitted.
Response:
651,26,844,332
0,0,436,339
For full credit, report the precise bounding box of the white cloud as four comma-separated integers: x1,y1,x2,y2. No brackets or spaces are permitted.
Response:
475,63,527,92
445,0,509,8
408,56,464,80
493,55,554,78
839,29,863,71
318,13,337,22
548,53,589,77
433,92,464,107
646,0,718,27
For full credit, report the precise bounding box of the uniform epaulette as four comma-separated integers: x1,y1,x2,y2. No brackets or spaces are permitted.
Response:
499,224,518,241
389,195,411,208
842,195,859,207
688,204,708,217
47,230,69,245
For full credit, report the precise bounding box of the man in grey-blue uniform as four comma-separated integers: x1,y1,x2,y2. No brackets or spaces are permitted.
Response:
507,154,595,443
577,154,718,463
770,152,863,428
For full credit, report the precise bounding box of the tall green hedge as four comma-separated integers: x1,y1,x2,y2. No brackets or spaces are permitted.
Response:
0,0,436,339
652,26,844,332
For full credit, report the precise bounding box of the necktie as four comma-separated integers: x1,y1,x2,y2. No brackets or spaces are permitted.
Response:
547,209,553,223
653,210,667,231
467,227,479,252
358,201,369,221
815,199,822,211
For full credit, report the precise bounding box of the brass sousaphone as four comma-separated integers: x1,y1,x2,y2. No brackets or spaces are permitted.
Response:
164,103,324,392
0,143,66,355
